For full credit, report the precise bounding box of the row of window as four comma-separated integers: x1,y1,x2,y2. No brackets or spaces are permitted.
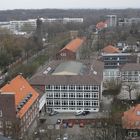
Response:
47,100,99,106
46,85,99,91
0,120,12,129
122,76,139,81
48,107,98,111
128,131,138,137
122,71,140,75
46,92,99,98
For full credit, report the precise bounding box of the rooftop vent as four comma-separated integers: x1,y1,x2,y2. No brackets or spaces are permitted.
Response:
16,93,32,114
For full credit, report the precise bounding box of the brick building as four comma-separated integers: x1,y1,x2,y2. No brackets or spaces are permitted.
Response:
56,38,84,60
122,104,140,139
0,75,39,139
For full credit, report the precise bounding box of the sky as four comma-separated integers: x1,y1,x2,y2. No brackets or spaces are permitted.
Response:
0,0,140,10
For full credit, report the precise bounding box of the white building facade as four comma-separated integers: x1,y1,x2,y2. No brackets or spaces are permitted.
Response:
46,84,101,112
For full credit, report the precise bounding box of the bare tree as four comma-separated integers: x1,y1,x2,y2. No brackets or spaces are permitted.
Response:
124,82,137,100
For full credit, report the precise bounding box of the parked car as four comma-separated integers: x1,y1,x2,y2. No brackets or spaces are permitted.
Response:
79,122,84,127
56,119,62,124
82,111,90,116
75,111,84,116
49,111,59,116
68,122,74,128
63,133,68,140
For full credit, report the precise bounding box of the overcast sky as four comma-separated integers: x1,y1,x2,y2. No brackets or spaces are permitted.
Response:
1,0,140,10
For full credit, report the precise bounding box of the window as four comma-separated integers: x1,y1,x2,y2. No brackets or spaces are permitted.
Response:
6,121,12,128
69,100,75,106
84,85,90,90
84,101,90,106
92,86,99,91
76,93,83,98
47,93,53,98
92,101,99,106
92,93,98,98
54,100,60,106
69,85,75,90
61,93,68,98
47,100,53,105
46,85,52,90
84,93,90,98
60,53,66,56
0,121,3,128
69,93,75,98
0,110,2,117
62,101,68,106
128,131,138,137
77,101,83,106
54,93,60,98
54,85,60,90
76,85,83,90
61,85,67,90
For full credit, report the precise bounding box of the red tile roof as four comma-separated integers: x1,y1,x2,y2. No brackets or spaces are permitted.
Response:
122,104,140,129
60,38,84,53
102,45,120,53
1,75,39,118
96,21,107,30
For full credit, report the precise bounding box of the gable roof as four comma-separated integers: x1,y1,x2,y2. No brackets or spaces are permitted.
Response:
102,45,120,53
96,21,107,30
60,38,84,53
122,104,140,129
1,75,39,118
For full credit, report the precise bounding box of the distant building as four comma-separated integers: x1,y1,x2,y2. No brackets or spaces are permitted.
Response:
106,15,117,27
121,63,140,83
30,60,104,113
122,104,140,140
10,19,36,33
63,18,84,24
0,75,39,139
118,17,140,26
96,21,107,31
56,38,85,60
101,53,137,69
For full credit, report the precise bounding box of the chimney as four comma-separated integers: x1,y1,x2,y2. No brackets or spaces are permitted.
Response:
19,73,23,78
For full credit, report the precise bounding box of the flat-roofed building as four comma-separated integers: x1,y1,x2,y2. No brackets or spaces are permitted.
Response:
30,60,103,113
0,75,39,139
121,63,140,83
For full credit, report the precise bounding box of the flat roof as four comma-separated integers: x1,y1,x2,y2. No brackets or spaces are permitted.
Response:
30,60,104,85
52,61,85,75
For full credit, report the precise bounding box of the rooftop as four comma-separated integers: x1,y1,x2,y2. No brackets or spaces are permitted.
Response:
1,75,39,118
122,104,140,129
96,21,107,30
121,63,140,71
60,38,84,53
52,61,85,75
30,60,104,86
102,45,120,54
